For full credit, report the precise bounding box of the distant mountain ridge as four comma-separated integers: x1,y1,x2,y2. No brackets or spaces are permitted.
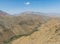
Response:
0,10,10,16
0,10,60,17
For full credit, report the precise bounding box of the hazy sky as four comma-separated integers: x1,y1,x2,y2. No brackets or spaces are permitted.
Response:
0,0,60,14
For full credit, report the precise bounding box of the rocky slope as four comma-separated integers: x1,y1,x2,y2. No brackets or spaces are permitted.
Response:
11,19,60,44
0,11,50,44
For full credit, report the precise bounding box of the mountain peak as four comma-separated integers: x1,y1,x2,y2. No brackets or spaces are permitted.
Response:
19,11,43,15
0,10,9,16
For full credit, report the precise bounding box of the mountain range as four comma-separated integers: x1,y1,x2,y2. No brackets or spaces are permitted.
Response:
0,10,60,44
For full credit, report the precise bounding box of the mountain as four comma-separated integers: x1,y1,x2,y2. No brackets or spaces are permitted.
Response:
0,10,10,16
0,11,50,44
1,11,60,44
11,19,60,44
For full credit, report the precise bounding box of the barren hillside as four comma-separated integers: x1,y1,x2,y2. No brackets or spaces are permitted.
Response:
0,11,50,44
11,19,60,44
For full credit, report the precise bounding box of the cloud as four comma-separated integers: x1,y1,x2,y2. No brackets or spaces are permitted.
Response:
25,2,30,5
